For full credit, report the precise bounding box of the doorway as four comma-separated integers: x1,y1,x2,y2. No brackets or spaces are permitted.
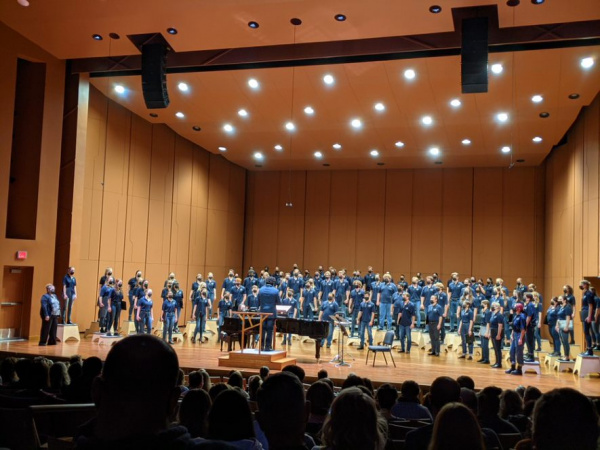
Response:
1,266,33,340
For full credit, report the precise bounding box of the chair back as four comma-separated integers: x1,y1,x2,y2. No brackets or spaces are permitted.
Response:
383,330,395,346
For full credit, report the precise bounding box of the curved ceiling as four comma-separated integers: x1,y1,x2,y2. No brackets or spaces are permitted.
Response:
1,0,599,171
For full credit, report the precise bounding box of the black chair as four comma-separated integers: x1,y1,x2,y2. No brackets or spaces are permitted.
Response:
366,330,396,367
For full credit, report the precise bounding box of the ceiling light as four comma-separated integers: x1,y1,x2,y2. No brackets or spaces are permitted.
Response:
285,121,295,131
149,113,158,118
304,106,315,115
421,115,433,126
17,0,29,6
507,0,520,6
370,149,379,157
109,33,120,40
178,82,189,92
532,136,543,143
92,34,103,41
539,112,550,118
429,5,442,13
450,99,461,108
374,102,385,112
496,112,509,122
581,57,595,69
314,151,323,159
531,94,543,103
531,0,544,4
334,14,346,21
404,69,416,80
166,28,178,35
218,146,227,152
274,145,283,151
350,118,362,129
462,139,471,145
568,93,580,100
192,126,201,131
248,21,259,29
248,78,259,89
491,63,503,74
333,143,342,150
501,146,511,154
429,147,440,156
323,74,335,85
253,152,264,160
114,85,125,94
238,109,248,117
395,141,405,148
223,123,234,133
175,112,185,118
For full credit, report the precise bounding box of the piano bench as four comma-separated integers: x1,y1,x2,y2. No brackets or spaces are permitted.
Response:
220,332,241,352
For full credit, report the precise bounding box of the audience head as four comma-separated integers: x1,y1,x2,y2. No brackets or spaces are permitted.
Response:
208,382,231,402
533,388,599,450
477,386,502,417
429,402,484,450
247,375,262,401
317,369,328,380
67,361,82,381
500,389,523,418
376,383,398,411
400,380,421,402
179,389,211,438
321,387,385,450
282,364,305,383
259,366,270,381
209,389,255,442
256,372,308,449
430,376,461,416
188,370,203,390
199,369,211,392
0,357,18,385
49,361,70,390
460,387,478,415
341,373,364,390
30,358,50,390
82,356,103,380
456,375,475,391
524,386,542,404
227,370,243,389
306,381,334,417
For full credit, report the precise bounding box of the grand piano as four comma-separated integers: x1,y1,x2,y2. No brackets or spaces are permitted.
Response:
220,316,329,360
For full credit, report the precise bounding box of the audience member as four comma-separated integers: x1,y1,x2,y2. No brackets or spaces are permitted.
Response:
179,388,211,438
0,356,18,386
375,383,398,420
319,386,386,450
228,370,244,389
305,381,334,442
456,375,475,391
282,365,306,383
317,369,328,380
48,361,70,393
199,369,211,392
208,389,262,449
177,368,189,396
247,375,262,402
188,370,204,390
500,389,529,434
209,383,231,402
341,373,364,390
391,380,432,421
477,386,520,435
259,366,269,381
460,387,478,415
64,356,102,403
429,402,485,450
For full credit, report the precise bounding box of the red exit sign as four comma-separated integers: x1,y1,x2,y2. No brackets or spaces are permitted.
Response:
16,251,27,260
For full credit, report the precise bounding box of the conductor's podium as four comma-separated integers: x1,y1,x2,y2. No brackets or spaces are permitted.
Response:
57,324,80,343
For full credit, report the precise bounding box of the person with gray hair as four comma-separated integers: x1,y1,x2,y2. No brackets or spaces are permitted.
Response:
39,284,60,346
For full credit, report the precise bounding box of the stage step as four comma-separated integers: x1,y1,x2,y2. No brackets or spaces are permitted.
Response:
218,349,297,370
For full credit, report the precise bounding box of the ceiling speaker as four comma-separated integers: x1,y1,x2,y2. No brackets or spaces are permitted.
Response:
461,17,488,94
141,43,170,109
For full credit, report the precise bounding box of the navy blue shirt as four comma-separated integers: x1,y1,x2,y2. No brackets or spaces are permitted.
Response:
437,291,448,309
138,296,153,312
565,294,576,307
173,290,184,308
258,285,280,316
334,278,351,304
557,304,573,321
222,276,236,294
484,284,494,299
320,279,335,300
399,301,416,326
449,281,465,300
230,285,246,310
100,285,114,303
63,275,77,296
490,311,504,330
162,299,177,315
379,282,398,304
407,285,422,303
359,301,376,323
350,289,365,312
364,273,376,291
546,306,558,327
525,302,537,327
194,296,209,317
481,309,492,326
582,290,595,312
427,304,443,323
461,309,474,324
421,285,436,308
281,296,299,318
246,293,260,309
288,276,305,295
512,312,527,333
218,299,233,315
243,276,259,294
127,277,138,298
205,279,217,299
303,288,317,309
320,300,339,322
392,293,403,315
371,282,382,303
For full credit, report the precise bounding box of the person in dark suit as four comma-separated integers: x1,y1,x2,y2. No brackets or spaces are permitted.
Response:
39,284,61,346
258,277,280,351
62,267,77,324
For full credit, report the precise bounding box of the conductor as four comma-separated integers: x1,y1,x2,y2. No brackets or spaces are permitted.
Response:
259,276,280,351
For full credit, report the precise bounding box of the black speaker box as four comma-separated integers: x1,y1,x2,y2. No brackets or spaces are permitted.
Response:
461,17,488,94
142,43,170,109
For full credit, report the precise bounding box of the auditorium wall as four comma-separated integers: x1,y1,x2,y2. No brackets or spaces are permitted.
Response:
544,94,600,339
0,23,65,339
244,166,546,289
73,86,246,329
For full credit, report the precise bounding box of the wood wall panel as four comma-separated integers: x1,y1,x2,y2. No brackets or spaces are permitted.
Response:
383,170,413,275
303,172,331,270
355,171,385,270
329,171,358,269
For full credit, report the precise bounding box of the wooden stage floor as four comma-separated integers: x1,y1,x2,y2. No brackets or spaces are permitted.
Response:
2,326,599,397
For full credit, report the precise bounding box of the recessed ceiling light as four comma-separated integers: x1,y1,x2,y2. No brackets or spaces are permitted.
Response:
501,146,511,154
374,102,385,112
285,121,296,131
304,106,315,115
429,5,442,13
192,126,201,132
568,93,580,99
238,109,248,117
178,82,189,92
429,147,440,156
223,123,234,133
334,14,346,21
248,78,259,89
314,151,323,159
395,141,405,148
333,143,342,150
532,136,543,143
323,74,335,85
404,69,416,80
109,33,120,40
531,0,544,4
92,34,103,41
462,139,471,145
218,146,227,152
114,85,125,94
539,112,550,118
166,28,178,35
496,112,509,122
507,0,520,6
581,57,595,69
421,115,433,126
17,0,29,7
149,113,158,118
248,21,259,29
253,152,264,160
531,94,543,103
491,63,503,74
274,145,283,151
175,112,185,118
450,98,461,108
370,149,379,157
350,118,362,129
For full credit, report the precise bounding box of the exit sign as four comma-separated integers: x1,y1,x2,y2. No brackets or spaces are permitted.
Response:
16,251,27,260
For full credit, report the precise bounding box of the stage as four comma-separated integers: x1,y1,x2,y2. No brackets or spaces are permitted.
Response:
2,325,600,397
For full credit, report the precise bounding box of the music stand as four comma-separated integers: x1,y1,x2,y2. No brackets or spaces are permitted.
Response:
330,314,352,367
